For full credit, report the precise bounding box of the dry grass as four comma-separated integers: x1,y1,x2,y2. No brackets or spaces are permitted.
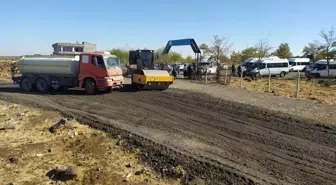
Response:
229,77,336,104
0,101,180,185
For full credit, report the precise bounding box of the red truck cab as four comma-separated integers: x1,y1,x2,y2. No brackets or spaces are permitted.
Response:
78,52,124,94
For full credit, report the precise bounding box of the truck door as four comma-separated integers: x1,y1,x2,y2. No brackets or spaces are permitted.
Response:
91,55,108,88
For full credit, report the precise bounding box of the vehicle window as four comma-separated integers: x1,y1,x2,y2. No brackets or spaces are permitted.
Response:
82,55,89,63
283,63,289,67
289,61,296,66
92,56,105,69
267,63,276,68
329,64,336,69
315,64,327,70
105,57,120,69
298,62,309,65
258,63,266,69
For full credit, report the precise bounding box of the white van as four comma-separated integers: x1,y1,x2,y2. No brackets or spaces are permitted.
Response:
288,58,310,72
247,58,289,78
305,60,336,78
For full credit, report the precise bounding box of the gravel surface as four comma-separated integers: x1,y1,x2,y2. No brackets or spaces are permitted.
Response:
171,79,336,124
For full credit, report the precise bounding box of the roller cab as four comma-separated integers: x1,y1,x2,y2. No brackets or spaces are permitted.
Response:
129,50,174,90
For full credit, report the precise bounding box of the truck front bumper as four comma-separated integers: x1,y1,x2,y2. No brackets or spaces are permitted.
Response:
105,79,123,88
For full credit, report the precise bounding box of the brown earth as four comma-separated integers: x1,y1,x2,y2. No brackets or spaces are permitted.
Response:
0,100,180,185
0,60,13,81
0,82,335,185
229,77,336,104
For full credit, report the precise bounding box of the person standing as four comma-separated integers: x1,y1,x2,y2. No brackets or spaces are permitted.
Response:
231,64,236,76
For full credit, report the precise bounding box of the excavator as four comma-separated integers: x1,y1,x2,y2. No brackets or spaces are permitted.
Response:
129,49,174,90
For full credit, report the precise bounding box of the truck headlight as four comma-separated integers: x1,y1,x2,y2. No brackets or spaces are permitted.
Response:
150,77,155,81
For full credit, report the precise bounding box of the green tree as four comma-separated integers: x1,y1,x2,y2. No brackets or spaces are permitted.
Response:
109,48,129,63
168,52,183,63
274,43,292,58
230,51,242,64
302,41,325,60
241,47,258,61
186,56,193,62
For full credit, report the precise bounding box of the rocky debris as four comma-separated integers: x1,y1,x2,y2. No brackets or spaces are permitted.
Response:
27,139,33,144
3,122,15,130
47,165,79,181
48,119,67,133
123,173,132,182
47,148,52,153
116,139,124,146
172,165,186,178
8,156,20,164
36,153,44,157
125,163,132,168
135,167,149,175
68,131,78,138
187,177,206,185
6,183,13,185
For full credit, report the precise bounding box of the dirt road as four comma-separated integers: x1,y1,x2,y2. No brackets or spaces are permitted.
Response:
0,82,335,185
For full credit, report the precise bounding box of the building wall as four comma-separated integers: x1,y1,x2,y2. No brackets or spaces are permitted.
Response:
52,42,96,55
82,42,97,52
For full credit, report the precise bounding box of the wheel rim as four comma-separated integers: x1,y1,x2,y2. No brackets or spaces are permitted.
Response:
85,81,96,94
36,78,47,91
21,78,32,91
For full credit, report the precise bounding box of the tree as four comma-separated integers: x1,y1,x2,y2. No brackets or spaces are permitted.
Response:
255,39,272,59
186,56,193,62
302,41,325,60
109,48,129,63
320,27,336,79
205,35,233,64
241,47,259,61
274,43,292,58
168,52,183,63
230,51,242,64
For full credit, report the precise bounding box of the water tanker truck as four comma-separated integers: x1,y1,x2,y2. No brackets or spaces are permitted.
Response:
12,52,124,94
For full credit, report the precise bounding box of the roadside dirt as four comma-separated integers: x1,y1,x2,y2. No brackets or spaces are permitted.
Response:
0,100,180,185
0,84,335,185
0,60,12,81
229,77,336,104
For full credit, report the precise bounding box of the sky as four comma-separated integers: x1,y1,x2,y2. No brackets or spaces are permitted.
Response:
0,0,335,57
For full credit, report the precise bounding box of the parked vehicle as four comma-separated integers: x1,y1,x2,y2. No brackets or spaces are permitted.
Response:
241,58,259,76
246,58,289,78
288,58,310,72
305,59,336,79
198,61,217,74
12,52,124,94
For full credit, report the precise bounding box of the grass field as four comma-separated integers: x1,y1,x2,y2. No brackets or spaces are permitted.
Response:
229,77,336,104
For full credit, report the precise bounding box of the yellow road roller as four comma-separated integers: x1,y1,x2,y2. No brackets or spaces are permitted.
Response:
129,49,173,90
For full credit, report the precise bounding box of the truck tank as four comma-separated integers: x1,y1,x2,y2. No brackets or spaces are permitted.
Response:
18,55,80,76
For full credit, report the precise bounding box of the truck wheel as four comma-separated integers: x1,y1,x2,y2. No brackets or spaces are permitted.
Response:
20,77,33,92
35,78,49,93
84,80,97,95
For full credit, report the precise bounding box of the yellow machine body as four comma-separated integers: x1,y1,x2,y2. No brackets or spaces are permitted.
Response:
132,70,173,90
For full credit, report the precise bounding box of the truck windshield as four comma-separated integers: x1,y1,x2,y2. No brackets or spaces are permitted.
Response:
104,57,120,69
